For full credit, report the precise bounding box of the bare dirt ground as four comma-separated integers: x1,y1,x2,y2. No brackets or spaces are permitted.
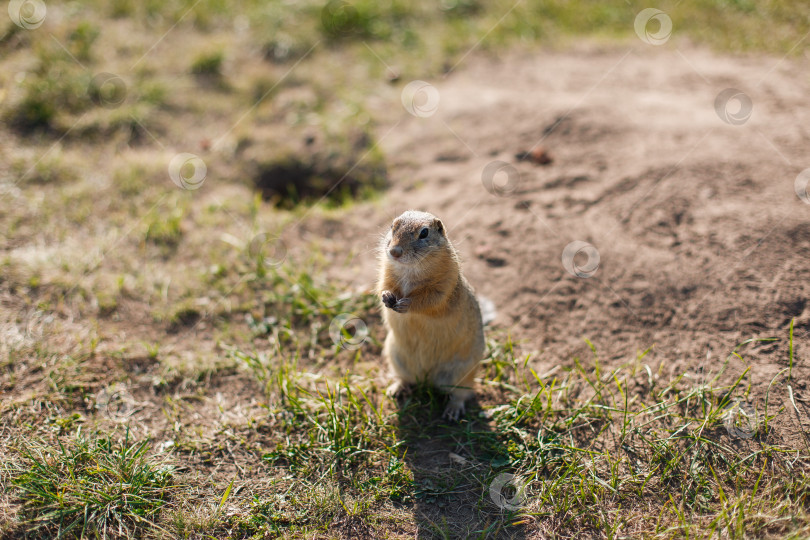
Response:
327,43,810,448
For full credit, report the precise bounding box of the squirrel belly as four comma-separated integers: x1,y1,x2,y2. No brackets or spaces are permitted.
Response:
382,276,484,388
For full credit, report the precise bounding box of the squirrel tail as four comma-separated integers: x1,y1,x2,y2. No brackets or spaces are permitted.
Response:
477,296,497,326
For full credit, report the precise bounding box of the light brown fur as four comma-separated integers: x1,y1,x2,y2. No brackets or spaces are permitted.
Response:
377,210,485,420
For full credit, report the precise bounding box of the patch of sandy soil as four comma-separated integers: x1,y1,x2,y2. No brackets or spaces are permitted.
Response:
313,43,810,450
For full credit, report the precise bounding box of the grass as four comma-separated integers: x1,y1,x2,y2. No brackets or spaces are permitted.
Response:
3,254,808,537
204,327,809,538
191,50,225,78
2,0,810,538
10,429,174,538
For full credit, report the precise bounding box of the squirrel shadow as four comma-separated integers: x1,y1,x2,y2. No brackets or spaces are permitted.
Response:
392,384,530,539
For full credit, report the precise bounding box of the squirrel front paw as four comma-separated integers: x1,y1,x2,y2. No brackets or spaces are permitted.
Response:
392,297,411,313
381,290,397,309
382,291,411,313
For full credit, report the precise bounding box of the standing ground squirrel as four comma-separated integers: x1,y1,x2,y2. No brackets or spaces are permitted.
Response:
378,210,485,420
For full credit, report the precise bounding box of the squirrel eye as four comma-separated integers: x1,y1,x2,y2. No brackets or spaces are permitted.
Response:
419,228,429,239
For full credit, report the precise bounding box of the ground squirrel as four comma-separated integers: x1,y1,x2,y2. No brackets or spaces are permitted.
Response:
378,210,485,420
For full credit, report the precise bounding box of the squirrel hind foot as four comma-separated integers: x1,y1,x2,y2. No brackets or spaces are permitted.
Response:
442,399,466,422
386,380,411,399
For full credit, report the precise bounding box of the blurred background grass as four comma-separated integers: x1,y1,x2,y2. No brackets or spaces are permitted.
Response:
2,0,808,207
3,0,809,136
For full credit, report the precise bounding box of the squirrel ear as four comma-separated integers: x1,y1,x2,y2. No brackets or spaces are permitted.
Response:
435,219,444,235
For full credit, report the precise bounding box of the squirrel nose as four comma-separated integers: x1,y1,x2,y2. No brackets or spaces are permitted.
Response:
389,246,403,259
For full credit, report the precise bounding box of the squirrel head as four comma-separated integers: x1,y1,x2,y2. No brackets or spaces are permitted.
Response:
384,210,448,266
